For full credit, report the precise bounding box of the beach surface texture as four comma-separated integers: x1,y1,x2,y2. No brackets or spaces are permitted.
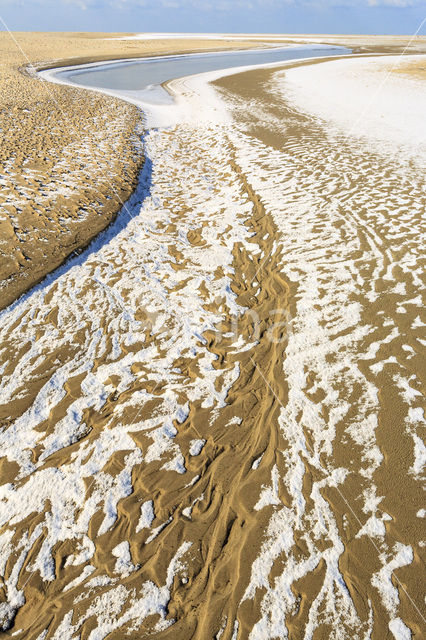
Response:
0,32,259,309
0,33,425,640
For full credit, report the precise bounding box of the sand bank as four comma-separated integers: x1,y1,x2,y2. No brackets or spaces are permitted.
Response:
1,33,424,310
276,54,426,159
214,52,426,639
0,32,261,310
113,32,426,54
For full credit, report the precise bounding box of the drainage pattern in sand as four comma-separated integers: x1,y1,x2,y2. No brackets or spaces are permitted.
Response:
0,56,425,639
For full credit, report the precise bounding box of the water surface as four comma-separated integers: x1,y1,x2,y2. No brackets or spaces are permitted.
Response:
55,45,351,104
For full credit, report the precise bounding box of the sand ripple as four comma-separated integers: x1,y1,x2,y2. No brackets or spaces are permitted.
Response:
0,59,425,639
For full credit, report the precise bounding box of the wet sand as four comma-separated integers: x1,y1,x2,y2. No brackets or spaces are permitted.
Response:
0,34,425,640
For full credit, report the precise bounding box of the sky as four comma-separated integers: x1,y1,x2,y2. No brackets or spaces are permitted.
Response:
0,0,425,35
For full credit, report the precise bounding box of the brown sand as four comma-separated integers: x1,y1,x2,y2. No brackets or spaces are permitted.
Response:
0,32,260,310
0,34,425,639
266,33,426,54
213,57,425,638
391,58,426,80
1,152,295,639
1,33,424,311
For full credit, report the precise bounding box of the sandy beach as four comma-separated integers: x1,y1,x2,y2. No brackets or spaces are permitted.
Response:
0,32,262,309
0,32,425,640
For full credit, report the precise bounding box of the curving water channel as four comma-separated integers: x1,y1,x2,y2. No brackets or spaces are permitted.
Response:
42,44,350,110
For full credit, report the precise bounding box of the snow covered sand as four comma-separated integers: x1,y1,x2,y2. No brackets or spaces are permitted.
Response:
0,46,425,639
279,54,426,162
215,54,426,639
0,32,263,310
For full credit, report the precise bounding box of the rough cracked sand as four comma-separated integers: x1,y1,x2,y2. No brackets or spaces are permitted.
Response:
0,34,425,640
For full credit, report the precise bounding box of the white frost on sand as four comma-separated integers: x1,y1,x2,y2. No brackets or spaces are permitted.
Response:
51,542,191,640
0,117,257,634
389,618,412,640
63,565,95,592
279,55,426,162
189,438,206,456
112,541,139,576
410,434,426,476
356,512,392,539
372,544,414,640
136,500,155,532
224,49,424,634
254,465,280,511
2,47,424,638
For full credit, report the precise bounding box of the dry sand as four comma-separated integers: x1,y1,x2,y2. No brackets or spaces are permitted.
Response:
0,33,425,640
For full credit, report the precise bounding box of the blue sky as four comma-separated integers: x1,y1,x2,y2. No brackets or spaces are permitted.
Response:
0,0,425,34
